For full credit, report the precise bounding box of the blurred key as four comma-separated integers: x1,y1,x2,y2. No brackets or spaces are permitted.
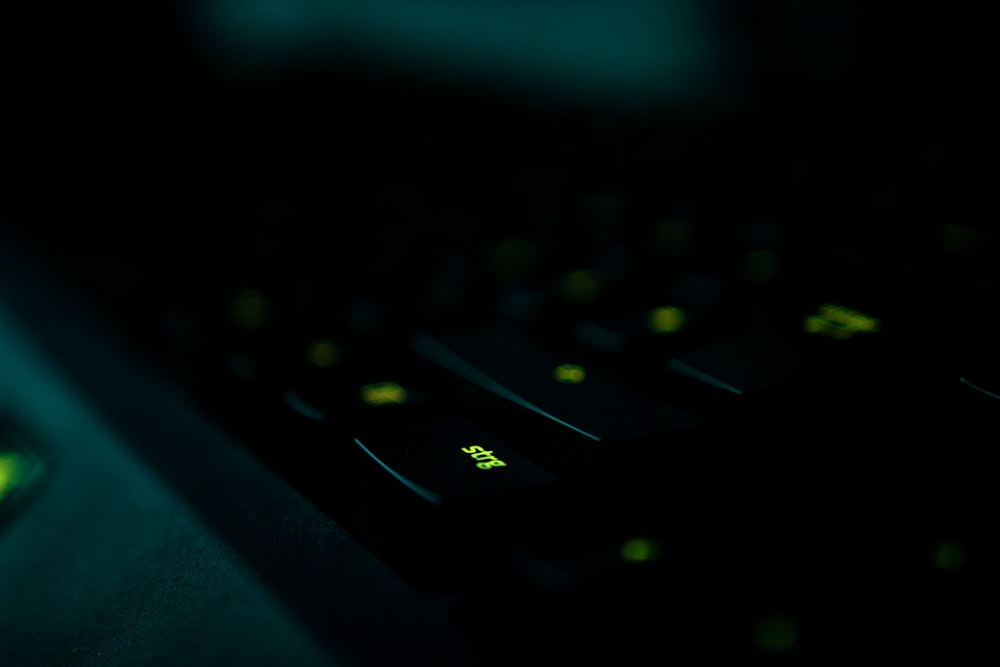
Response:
663,298,895,398
410,324,704,445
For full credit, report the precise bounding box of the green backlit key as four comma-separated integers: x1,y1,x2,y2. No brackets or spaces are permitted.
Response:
352,418,556,506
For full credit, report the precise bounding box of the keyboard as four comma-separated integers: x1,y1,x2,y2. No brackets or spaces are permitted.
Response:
1,3,996,664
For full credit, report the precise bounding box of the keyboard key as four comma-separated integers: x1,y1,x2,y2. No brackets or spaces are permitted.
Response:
668,304,835,395
352,418,556,506
410,324,704,445
337,416,565,589
655,299,900,421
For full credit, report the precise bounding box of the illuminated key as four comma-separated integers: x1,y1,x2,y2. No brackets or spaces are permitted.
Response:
620,537,661,563
671,303,881,395
553,364,586,384
647,306,686,334
803,315,853,340
353,419,555,505
805,304,881,339
412,325,703,443
360,381,409,406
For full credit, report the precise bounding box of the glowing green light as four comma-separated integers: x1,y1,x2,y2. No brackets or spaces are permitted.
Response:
648,305,686,333
819,304,880,332
0,451,25,502
804,304,880,339
559,270,601,304
553,364,586,384
934,541,966,571
803,315,824,334
461,446,508,470
621,538,660,563
803,315,851,339
306,338,340,368
229,288,271,330
360,381,409,406
753,614,798,652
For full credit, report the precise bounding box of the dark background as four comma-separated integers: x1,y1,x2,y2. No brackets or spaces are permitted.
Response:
1,3,996,665
3,2,995,255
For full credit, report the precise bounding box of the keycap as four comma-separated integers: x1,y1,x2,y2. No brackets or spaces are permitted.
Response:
668,303,838,395
352,418,556,506
336,416,564,590
653,298,900,420
410,324,704,446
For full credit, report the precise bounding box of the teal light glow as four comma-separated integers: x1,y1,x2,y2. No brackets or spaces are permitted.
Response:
960,377,1000,401
192,0,726,106
354,438,443,504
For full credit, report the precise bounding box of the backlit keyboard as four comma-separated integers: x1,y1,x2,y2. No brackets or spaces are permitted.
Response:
1,4,997,662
